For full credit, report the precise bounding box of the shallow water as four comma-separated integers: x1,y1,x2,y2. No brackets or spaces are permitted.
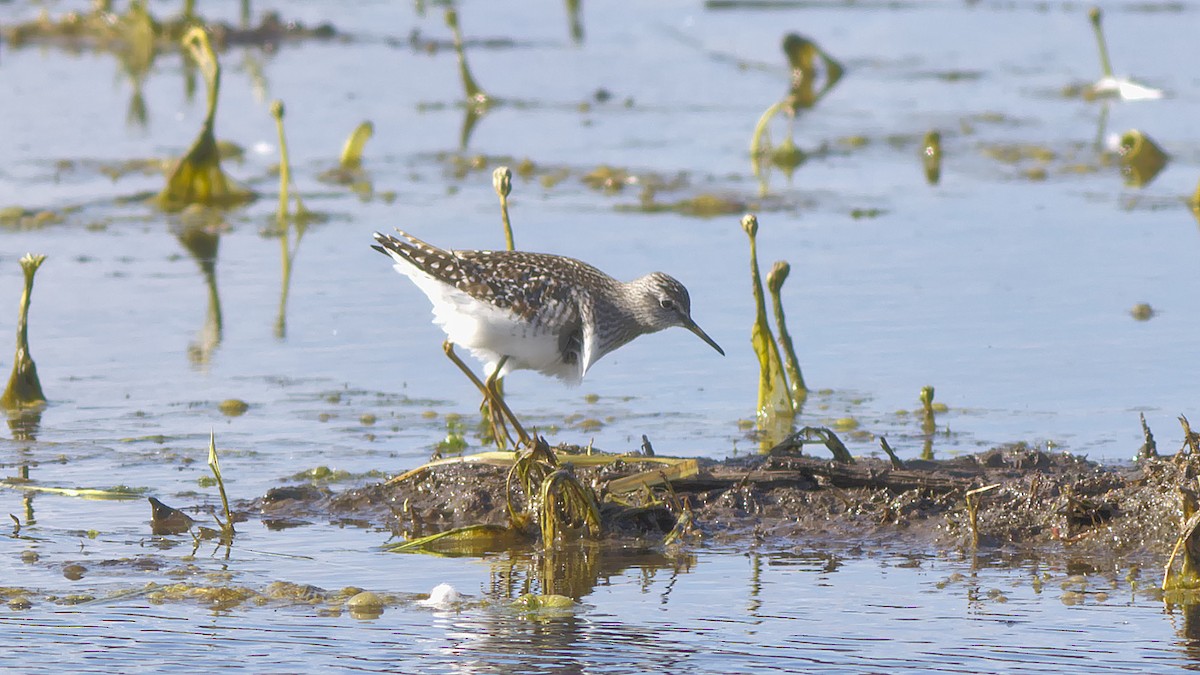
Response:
2,0,1200,671
1,535,1193,673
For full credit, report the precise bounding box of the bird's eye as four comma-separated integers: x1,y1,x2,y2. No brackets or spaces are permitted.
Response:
659,299,676,311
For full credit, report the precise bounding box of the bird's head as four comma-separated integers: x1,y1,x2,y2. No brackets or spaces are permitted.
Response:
632,272,724,356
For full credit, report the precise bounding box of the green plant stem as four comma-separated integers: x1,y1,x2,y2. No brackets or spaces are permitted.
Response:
766,261,807,403
2,254,47,409
750,101,786,166
1089,7,1114,79
207,430,235,535
272,102,290,224
494,167,514,251
743,216,792,419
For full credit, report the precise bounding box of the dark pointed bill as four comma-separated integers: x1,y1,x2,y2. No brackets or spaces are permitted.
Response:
685,319,725,356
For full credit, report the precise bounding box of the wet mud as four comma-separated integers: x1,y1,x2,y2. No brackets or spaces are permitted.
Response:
252,442,1192,567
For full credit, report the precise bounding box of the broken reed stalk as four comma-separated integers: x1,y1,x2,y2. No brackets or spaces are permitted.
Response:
767,426,853,463
742,214,793,420
878,437,904,469
207,430,235,536
2,254,47,410
765,260,807,403
1181,415,1200,456
964,484,1000,550
1139,412,1157,459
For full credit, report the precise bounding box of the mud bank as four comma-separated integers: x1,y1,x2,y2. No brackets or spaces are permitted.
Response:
251,442,1193,566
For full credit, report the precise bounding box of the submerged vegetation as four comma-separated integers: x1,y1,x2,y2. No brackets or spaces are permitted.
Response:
750,33,844,194
741,214,810,448
2,254,47,411
156,27,253,210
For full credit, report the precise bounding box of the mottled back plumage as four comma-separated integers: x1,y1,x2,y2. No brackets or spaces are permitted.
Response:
372,229,723,384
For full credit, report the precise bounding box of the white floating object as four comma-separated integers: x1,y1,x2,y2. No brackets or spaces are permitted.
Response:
418,583,462,608
1089,76,1163,101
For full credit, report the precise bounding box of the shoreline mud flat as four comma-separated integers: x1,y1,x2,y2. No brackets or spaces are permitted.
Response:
255,441,1195,572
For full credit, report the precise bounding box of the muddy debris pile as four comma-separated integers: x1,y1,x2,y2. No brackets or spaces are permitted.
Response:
248,439,1200,564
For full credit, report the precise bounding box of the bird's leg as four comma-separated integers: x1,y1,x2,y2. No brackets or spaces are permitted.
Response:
478,359,509,447
441,341,514,448
483,358,532,447
441,342,530,448
479,360,513,450
485,356,532,448
479,396,511,450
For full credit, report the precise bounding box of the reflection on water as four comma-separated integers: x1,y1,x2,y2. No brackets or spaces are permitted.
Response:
446,8,492,151
484,545,695,601
7,407,42,443
273,221,302,340
173,219,224,368
0,543,1190,673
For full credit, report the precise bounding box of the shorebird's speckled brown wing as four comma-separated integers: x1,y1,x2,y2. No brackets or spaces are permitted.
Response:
372,230,613,324
372,229,723,383
372,230,608,380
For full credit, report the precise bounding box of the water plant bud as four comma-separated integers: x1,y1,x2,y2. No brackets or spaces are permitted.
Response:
766,261,790,293
741,213,759,237
493,166,512,199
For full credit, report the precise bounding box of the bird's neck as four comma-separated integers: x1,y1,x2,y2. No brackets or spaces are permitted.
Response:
590,284,659,356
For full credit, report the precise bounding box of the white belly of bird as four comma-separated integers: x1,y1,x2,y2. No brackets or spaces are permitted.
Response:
402,265,582,384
